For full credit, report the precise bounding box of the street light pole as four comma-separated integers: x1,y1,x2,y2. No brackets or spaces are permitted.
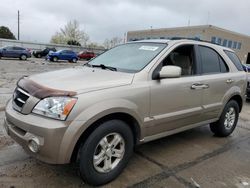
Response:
18,10,20,40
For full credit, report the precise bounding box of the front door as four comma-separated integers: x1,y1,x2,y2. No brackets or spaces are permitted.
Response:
147,44,203,136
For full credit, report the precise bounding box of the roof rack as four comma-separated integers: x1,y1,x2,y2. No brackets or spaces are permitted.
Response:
169,37,221,46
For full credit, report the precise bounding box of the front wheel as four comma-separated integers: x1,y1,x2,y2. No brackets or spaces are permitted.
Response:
79,120,134,186
53,56,58,62
210,100,239,137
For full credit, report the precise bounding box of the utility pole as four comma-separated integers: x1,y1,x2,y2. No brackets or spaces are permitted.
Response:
18,10,20,40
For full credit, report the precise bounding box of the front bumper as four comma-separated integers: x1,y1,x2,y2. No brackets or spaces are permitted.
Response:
4,100,68,164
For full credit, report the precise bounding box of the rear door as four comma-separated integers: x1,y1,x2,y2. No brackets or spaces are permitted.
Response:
13,47,25,57
63,50,72,60
197,45,232,121
59,50,68,60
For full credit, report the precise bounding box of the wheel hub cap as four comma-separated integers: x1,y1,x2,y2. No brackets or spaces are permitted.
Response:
93,133,125,173
224,107,236,130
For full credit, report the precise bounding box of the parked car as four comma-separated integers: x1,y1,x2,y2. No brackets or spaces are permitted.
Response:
4,39,247,186
243,64,250,98
33,47,56,58
0,46,31,60
47,50,78,63
242,64,250,72
78,51,95,60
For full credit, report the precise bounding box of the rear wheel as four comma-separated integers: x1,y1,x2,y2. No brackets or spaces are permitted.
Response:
72,58,77,63
79,120,134,186
37,54,41,58
53,56,58,62
20,54,27,60
210,100,239,137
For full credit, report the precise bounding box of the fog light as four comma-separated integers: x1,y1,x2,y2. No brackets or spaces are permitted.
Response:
28,138,40,153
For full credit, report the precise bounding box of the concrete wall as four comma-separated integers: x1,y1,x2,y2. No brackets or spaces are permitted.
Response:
127,25,250,64
0,38,105,55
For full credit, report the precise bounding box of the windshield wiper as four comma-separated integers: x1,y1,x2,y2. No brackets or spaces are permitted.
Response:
86,64,117,71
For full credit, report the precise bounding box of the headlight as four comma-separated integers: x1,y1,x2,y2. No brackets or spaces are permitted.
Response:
32,97,77,120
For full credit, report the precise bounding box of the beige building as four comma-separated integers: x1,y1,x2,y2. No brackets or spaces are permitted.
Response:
127,25,250,64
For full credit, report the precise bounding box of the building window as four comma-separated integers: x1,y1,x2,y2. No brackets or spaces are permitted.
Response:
238,42,242,50
217,38,222,45
228,40,232,48
233,41,237,49
211,36,216,43
223,39,227,47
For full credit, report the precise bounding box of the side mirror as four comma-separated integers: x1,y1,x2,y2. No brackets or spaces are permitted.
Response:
159,66,181,79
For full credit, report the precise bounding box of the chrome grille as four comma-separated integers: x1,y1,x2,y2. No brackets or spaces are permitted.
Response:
13,87,30,111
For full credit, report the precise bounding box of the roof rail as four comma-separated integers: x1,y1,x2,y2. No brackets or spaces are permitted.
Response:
169,37,221,46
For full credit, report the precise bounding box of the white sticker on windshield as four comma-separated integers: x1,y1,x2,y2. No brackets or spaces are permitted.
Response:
139,46,159,51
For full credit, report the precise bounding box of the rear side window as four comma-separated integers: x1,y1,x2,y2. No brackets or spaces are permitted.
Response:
199,46,229,74
224,50,244,71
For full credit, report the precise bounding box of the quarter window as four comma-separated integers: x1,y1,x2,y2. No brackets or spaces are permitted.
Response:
224,50,244,71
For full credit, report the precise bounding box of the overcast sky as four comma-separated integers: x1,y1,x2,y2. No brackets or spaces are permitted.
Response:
0,0,249,44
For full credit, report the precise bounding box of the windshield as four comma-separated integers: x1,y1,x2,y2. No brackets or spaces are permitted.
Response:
89,42,167,73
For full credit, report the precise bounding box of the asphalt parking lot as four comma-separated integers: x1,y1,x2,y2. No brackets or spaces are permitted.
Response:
0,58,250,188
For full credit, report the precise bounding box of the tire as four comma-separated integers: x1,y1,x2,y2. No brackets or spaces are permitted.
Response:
79,120,134,186
53,56,58,62
210,100,239,137
37,54,41,58
20,54,27,60
72,58,77,63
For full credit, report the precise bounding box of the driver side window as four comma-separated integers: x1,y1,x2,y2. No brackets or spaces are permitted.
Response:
163,45,195,76
153,45,196,79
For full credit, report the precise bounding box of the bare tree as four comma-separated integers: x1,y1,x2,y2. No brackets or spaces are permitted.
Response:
50,20,89,46
103,37,123,49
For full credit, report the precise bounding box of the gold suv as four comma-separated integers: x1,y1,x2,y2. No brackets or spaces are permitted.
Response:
4,39,247,185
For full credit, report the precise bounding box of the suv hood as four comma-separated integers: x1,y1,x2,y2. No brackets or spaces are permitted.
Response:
26,66,134,94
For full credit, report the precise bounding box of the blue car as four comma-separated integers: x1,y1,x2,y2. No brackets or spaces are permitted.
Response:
0,46,31,60
242,64,250,72
47,50,78,63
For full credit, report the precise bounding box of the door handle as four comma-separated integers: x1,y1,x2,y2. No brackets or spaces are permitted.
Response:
226,79,234,84
191,83,209,90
